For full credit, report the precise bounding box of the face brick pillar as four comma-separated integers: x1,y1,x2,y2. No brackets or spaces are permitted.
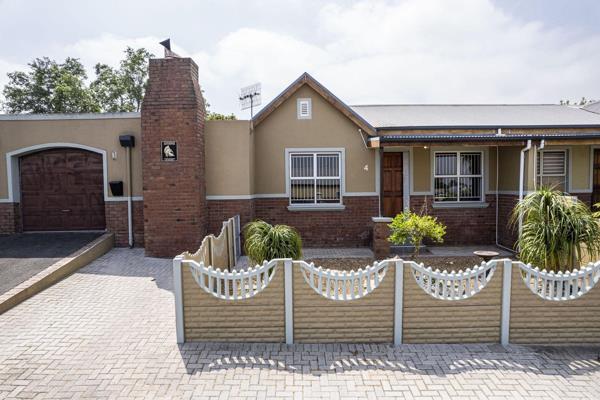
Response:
141,57,207,257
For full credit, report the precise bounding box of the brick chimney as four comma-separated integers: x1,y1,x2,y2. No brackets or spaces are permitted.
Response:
141,57,207,257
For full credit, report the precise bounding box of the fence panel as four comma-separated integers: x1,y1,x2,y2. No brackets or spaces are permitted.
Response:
509,261,600,344
292,260,395,343
402,260,503,344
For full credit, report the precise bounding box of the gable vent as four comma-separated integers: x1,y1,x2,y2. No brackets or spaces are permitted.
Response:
297,98,312,119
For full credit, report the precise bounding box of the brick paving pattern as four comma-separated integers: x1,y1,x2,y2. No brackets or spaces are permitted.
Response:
1,248,600,399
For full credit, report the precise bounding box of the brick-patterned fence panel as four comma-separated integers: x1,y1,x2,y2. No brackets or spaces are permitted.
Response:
174,254,600,345
509,261,600,344
179,259,285,342
403,260,503,344
181,215,240,271
292,260,395,343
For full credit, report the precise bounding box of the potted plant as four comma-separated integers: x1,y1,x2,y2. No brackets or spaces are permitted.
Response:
388,210,446,257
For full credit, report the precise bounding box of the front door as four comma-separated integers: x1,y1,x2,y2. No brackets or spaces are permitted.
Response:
593,149,600,208
382,152,403,217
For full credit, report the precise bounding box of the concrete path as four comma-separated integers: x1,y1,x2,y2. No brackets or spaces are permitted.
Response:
1,248,599,399
0,232,102,295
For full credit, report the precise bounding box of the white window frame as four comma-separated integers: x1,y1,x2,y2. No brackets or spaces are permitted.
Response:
433,150,484,203
297,98,312,119
285,148,346,210
536,149,568,190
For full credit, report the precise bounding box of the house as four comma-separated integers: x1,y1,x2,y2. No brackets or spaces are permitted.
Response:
2,54,600,257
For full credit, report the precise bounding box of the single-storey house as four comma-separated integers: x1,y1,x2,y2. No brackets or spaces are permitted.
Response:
1,54,600,257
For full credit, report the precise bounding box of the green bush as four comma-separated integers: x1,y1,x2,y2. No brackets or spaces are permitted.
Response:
512,187,600,271
243,220,302,265
388,210,446,256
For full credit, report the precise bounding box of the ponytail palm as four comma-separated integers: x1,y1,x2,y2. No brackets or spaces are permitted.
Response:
243,220,302,265
511,187,600,271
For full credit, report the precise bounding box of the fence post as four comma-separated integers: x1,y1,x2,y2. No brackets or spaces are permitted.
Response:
394,259,404,346
284,259,294,345
501,259,512,346
173,255,185,344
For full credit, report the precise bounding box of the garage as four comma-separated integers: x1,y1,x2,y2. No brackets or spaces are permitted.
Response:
19,148,106,231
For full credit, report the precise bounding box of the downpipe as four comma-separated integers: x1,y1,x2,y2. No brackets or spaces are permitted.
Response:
518,139,532,235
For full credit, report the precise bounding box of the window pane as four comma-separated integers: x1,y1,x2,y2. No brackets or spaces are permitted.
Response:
459,177,481,201
434,177,458,201
460,153,481,175
317,154,339,177
290,178,315,203
539,176,566,191
291,154,313,177
435,153,457,175
316,178,340,203
541,151,565,175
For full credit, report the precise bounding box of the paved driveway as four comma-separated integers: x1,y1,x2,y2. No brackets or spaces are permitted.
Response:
0,232,102,295
1,248,600,399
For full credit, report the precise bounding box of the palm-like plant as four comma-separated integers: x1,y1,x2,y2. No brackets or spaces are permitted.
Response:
511,187,600,271
243,220,302,265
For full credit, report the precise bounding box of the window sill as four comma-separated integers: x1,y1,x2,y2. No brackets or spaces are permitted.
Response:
431,202,489,209
287,204,346,212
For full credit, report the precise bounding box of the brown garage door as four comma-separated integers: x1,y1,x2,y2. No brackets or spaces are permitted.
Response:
20,148,106,231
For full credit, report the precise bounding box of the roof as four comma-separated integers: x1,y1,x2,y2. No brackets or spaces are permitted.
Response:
584,101,600,115
350,104,600,130
253,73,375,134
0,112,140,121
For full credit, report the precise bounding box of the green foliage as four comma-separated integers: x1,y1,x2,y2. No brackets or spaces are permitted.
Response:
388,210,446,256
559,97,596,106
511,187,600,271
243,220,302,265
2,57,99,113
90,47,153,112
206,112,237,120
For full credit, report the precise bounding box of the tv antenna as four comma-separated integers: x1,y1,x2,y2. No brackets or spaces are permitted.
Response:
239,83,261,119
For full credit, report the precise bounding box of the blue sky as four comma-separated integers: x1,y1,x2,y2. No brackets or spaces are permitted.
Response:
0,0,599,117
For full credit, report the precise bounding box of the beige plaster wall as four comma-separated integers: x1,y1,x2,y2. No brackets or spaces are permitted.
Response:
0,117,142,198
253,85,376,195
205,120,253,196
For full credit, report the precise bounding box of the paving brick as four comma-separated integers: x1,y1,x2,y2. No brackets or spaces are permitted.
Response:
1,248,600,399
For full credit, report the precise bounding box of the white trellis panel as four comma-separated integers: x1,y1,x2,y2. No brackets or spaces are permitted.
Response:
296,259,390,300
408,259,498,300
517,261,600,301
185,259,280,300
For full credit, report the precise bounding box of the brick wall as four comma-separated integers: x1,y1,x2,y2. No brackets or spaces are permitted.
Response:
205,196,378,248
141,57,207,257
497,194,518,248
0,203,19,234
105,201,145,247
410,195,497,245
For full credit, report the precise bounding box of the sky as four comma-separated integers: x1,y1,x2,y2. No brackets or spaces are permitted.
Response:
0,0,599,118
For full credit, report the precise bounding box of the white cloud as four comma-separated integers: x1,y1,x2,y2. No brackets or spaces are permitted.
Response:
1,0,599,116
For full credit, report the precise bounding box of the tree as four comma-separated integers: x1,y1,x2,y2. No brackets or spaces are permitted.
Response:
200,89,236,120
511,187,600,271
243,220,302,265
560,97,596,106
388,210,446,257
2,57,99,113
90,47,153,112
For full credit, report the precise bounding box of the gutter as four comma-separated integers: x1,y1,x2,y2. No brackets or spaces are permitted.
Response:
375,124,600,131
374,132,600,143
518,140,532,235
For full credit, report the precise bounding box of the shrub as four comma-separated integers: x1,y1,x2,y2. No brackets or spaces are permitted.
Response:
243,220,302,265
511,187,600,271
388,210,446,256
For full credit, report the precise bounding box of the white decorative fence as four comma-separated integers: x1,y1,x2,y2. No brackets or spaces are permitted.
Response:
408,260,496,301
297,260,390,300
516,261,600,301
174,253,600,345
188,259,279,300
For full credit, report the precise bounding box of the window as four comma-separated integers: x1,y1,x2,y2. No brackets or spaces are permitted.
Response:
297,98,312,119
434,152,483,202
289,152,341,205
537,150,567,190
